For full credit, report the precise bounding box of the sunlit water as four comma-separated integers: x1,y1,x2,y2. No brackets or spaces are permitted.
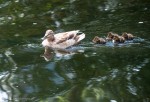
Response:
0,0,150,102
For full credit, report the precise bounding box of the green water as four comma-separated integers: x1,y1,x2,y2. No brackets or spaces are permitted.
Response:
0,0,150,102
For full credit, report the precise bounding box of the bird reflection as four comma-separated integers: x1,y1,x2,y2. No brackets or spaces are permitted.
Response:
41,46,84,61
40,46,54,61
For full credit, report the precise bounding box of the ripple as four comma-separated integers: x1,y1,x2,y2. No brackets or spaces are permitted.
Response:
127,83,137,95
0,1,11,8
0,89,8,102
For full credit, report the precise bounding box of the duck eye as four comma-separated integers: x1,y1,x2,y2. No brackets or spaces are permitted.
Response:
49,31,54,34
45,34,49,37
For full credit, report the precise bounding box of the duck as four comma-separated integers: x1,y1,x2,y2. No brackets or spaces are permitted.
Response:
92,36,106,44
112,35,125,43
122,32,134,40
106,32,119,41
41,29,85,49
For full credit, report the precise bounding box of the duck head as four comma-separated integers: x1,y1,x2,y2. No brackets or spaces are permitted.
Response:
107,32,114,38
122,32,128,39
41,30,55,41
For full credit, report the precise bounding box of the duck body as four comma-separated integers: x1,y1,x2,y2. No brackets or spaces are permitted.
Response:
42,30,85,49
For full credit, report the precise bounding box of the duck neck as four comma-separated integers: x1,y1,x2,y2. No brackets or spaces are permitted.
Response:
47,35,55,42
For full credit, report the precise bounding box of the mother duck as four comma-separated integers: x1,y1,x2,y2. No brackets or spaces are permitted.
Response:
41,29,85,49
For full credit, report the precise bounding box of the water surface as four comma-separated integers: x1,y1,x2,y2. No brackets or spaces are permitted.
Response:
0,0,150,102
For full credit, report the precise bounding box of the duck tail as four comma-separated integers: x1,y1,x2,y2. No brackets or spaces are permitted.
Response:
76,33,85,42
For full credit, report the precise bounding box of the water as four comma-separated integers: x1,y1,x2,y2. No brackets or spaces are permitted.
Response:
0,0,150,102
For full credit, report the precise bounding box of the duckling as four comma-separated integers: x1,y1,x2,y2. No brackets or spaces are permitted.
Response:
122,32,134,40
92,36,106,44
106,32,119,41
41,29,85,49
112,35,125,43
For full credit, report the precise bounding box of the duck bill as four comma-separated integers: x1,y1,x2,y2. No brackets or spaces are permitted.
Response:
41,36,46,40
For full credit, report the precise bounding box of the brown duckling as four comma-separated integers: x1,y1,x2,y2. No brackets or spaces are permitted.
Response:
92,36,106,44
106,32,119,41
122,32,134,40
112,35,125,43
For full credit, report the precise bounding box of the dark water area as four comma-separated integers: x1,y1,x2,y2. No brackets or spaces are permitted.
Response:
0,0,150,102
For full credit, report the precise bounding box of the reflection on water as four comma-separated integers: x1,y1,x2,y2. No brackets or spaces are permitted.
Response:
1,41,149,101
41,46,85,61
0,0,150,102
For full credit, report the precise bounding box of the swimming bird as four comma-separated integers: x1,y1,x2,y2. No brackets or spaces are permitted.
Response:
112,35,125,43
92,36,106,44
122,32,134,40
106,32,119,41
41,29,85,49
